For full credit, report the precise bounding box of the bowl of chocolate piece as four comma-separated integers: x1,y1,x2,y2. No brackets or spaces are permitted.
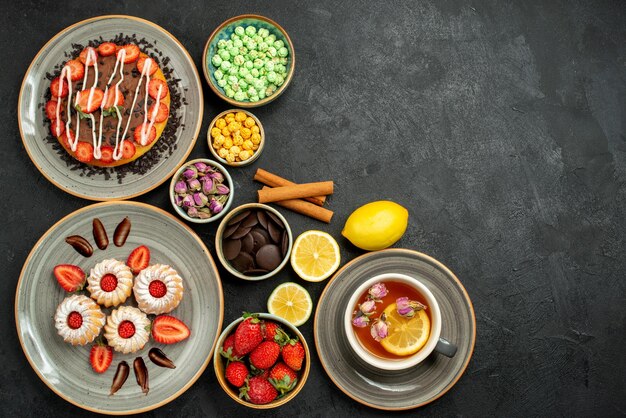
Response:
215,203,292,281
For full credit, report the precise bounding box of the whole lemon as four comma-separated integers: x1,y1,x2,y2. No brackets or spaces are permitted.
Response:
342,201,408,251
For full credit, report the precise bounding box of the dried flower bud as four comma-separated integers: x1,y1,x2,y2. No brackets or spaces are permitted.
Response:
216,184,230,195
174,180,187,194
352,311,370,328
209,172,224,182
193,192,209,207
359,299,376,315
209,198,224,214
187,178,201,192
201,178,215,195
368,282,388,301
174,194,185,207
182,166,198,180
182,195,195,208
396,297,427,318
186,206,199,218
193,162,209,173
370,313,389,342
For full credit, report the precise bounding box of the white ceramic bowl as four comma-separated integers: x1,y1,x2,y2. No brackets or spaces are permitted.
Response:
169,158,234,224
344,273,442,371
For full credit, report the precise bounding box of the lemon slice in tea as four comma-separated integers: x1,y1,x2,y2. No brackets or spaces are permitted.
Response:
380,302,431,356
267,282,313,326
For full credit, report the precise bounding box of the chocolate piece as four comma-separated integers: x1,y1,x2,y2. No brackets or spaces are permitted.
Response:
133,357,149,395
223,223,239,239
267,221,282,244
266,211,284,228
65,235,93,257
231,252,254,272
110,361,130,395
250,229,270,252
241,233,254,253
256,244,282,271
228,210,251,226
223,239,242,261
230,225,252,240
242,212,259,228
281,231,289,257
113,217,131,247
257,210,268,229
148,348,176,369
92,218,109,250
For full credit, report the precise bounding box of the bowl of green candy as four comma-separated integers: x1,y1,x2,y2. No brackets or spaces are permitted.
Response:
203,14,295,107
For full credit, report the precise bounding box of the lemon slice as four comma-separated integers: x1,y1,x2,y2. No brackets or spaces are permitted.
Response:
290,230,341,282
267,282,313,326
380,302,430,356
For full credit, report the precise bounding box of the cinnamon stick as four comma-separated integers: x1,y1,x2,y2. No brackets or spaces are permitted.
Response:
258,181,334,204
254,168,326,206
261,187,334,223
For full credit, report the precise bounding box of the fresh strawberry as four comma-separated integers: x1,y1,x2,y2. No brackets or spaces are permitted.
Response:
234,313,263,355
64,59,85,81
45,100,58,120
75,88,104,113
152,315,191,344
239,376,277,405
50,77,68,98
269,362,298,395
249,341,280,370
102,88,125,109
79,47,98,66
263,321,281,342
119,44,140,63
221,334,241,360
121,140,136,159
148,280,166,298
50,119,65,137
67,311,83,329
137,57,158,76
90,341,113,374
254,368,270,379
75,142,94,163
118,320,136,339
127,245,150,274
225,361,248,388
148,79,169,100
148,102,169,123
53,264,85,292
59,129,75,148
100,273,117,292
97,42,117,57
133,124,156,145
281,338,305,371
99,146,114,164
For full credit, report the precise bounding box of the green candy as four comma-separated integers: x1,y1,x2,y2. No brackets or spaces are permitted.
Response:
228,66,239,76
212,54,222,67
225,39,233,49
231,82,240,92
258,41,269,52
249,95,260,102
266,34,276,44
278,47,288,58
217,39,227,49
244,60,254,70
233,55,245,66
253,59,264,69
265,61,275,72
244,73,255,84
230,33,240,41
273,40,284,49
220,61,231,71
227,75,238,85
250,68,260,78
219,49,230,61
246,40,257,50
242,35,250,43
258,89,266,99
249,50,259,59
233,39,243,48
253,79,265,91
268,47,277,57
225,87,235,98
214,69,224,80
229,47,238,57
234,90,246,101
275,74,284,86
258,28,269,38
238,67,249,78
239,79,248,89
235,26,245,36
253,35,263,44
245,26,256,36
267,71,277,83
217,79,227,88
247,86,258,97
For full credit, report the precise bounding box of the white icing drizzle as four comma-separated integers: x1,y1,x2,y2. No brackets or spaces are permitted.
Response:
120,56,153,148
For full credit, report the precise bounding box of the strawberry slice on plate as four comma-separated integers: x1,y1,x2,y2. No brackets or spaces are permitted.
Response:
50,119,65,137
148,79,169,100
148,102,169,123
134,124,156,145
99,146,114,164
75,142,94,163
97,42,117,57
76,88,104,114
119,44,140,64
127,245,150,274
79,47,98,66
64,59,85,81
137,57,158,76
152,315,190,344
45,100,58,120
50,77,68,98
102,88,125,109
59,129,75,148
121,140,136,159
90,342,113,374
53,264,86,292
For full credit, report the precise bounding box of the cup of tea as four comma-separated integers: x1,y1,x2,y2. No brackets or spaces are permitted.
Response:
344,273,457,371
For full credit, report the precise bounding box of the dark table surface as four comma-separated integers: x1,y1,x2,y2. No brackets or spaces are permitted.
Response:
2,1,625,417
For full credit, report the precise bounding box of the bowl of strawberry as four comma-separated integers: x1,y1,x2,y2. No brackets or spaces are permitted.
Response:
214,312,310,409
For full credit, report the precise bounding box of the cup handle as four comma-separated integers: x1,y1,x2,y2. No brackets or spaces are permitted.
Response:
434,337,457,358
